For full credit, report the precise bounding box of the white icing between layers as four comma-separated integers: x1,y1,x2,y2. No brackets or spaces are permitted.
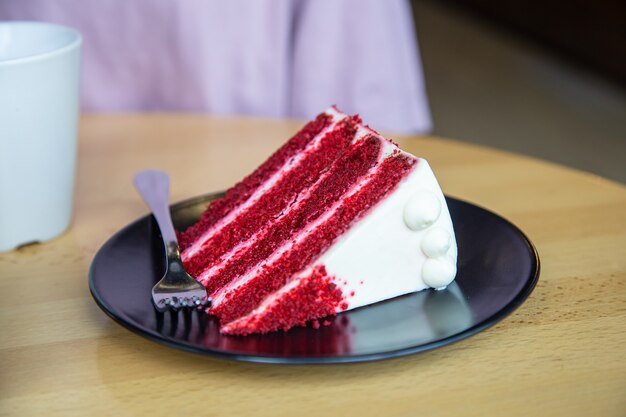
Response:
226,271,305,328
181,108,347,261
210,139,396,307
221,157,458,325
195,116,374,285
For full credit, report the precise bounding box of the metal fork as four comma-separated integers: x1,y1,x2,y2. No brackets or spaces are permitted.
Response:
133,169,210,312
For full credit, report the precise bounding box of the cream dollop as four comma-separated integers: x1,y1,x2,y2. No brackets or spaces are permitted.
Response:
403,191,441,231
422,257,457,289
421,227,452,258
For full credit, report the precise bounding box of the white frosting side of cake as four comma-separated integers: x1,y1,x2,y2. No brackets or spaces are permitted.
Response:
319,158,458,310
225,158,458,326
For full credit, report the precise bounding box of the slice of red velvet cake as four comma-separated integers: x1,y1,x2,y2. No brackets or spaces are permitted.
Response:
179,106,457,335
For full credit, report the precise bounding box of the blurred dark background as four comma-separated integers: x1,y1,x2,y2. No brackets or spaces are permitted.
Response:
410,0,626,183
427,0,626,84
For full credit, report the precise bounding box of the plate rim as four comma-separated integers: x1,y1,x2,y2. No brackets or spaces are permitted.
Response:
88,193,540,365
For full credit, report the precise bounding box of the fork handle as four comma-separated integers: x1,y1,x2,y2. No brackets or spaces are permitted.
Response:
133,170,180,260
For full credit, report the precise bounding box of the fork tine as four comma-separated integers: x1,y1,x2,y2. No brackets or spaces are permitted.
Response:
134,170,210,313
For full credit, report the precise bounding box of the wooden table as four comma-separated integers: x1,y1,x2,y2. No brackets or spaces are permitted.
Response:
1,115,625,416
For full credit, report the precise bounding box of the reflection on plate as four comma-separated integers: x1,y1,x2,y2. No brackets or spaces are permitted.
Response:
89,194,539,364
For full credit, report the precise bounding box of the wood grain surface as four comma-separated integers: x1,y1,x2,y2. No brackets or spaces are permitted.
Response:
1,115,624,416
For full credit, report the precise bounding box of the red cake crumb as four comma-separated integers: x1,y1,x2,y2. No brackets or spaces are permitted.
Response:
212,154,416,326
221,266,344,335
178,112,332,250
182,118,359,278
198,135,382,293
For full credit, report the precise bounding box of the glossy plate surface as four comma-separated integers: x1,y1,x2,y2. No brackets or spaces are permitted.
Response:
89,194,539,364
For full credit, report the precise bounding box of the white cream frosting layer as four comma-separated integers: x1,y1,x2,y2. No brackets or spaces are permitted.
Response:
210,135,392,307
318,158,457,310
227,157,458,326
182,107,347,261
196,115,372,286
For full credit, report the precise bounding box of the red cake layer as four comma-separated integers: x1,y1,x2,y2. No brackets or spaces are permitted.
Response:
221,266,344,335
178,111,332,251
211,153,417,326
207,305,353,355
182,117,359,277
198,135,383,294
177,107,428,335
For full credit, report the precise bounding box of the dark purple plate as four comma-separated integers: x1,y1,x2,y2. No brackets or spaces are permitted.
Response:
89,193,539,364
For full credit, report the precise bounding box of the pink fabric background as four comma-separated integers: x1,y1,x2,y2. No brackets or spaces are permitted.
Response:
0,0,432,133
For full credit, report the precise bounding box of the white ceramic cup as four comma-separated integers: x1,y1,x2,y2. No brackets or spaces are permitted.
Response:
0,22,82,252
